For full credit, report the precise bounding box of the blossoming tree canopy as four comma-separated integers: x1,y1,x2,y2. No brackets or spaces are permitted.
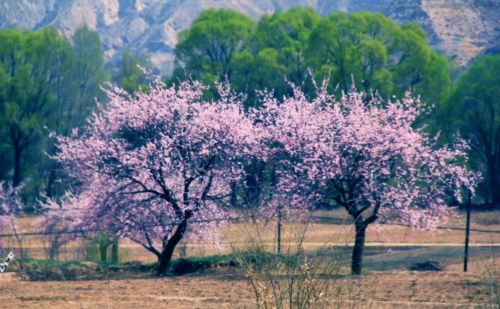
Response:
0,182,22,257
258,87,478,275
54,81,260,275
0,182,20,232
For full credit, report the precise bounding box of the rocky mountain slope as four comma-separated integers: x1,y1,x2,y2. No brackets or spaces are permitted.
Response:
0,0,498,72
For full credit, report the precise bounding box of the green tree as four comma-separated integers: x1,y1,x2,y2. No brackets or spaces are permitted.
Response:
308,12,451,103
43,26,108,198
72,26,107,127
0,28,70,188
0,27,108,205
0,63,12,181
441,55,500,207
172,9,451,108
114,50,150,94
173,9,256,85
252,7,320,95
230,48,287,105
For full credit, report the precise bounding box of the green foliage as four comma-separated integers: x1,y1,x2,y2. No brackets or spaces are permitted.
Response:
172,9,256,100
440,55,500,207
114,50,151,94
171,8,451,108
0,27,108,207
0,28,71,191
84,233,114,263
42,26,108,200
251,7,320,95
309,13,450,102
71,26,108,127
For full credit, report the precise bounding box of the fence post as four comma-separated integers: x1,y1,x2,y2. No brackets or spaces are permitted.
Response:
277,206,282,255
463,190,472,272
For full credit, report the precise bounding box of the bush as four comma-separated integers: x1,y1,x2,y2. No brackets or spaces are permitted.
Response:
482,252,500,308
15,259,101,281
170,258,211,275
12,252,302,281
168,252,294,275
14,259,156,281
230,216,356,309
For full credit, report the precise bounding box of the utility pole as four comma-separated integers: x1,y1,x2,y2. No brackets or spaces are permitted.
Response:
463,190,472,272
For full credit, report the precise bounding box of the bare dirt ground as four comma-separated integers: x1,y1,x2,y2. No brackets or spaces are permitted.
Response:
0,259,496,308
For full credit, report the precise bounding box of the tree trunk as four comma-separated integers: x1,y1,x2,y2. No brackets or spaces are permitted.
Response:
111,239,119,264
45,168,57,199
157,218,189,276
99,241,108,263
0,152,7,180
491,168,500,208
13,143,22,188
351,221,367,275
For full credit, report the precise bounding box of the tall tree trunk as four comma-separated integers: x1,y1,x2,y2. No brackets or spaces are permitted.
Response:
45,168,57,199
13,143,22,188
0,152,7,180
490,164,500,207
157,218,189,276
351,220,367,275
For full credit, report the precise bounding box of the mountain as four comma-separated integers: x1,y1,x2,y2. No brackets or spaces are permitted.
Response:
1,0,498,72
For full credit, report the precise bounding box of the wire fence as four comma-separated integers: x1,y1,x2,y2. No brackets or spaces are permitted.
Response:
0,214,256,262
0,212,499,264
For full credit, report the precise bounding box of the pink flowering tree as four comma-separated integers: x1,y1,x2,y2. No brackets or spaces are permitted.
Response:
0,182,21,230
0,183,14,232
0,182,22,254
54,81,259,275
257,87,478,275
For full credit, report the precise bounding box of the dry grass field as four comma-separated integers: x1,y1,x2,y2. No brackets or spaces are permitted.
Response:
0,209,498,308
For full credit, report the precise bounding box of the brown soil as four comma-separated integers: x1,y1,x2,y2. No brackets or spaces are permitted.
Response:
0,264,495,309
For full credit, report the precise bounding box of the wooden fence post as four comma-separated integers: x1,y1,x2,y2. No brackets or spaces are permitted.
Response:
463,190,472,272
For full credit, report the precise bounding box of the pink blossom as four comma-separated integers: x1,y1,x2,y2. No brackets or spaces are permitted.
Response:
257,88,479,230
52,81,261,272
0,182,22,253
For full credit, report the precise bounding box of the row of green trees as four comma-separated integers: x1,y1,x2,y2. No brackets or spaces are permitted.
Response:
172,8,500,208
0,27,149,208
0,27,106,205
172,8,450,106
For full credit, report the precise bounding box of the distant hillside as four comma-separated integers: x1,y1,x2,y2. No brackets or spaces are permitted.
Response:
1,0,498,72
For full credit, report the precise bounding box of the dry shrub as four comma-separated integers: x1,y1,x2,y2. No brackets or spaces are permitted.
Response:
232,213,362,309
482,250,500,309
